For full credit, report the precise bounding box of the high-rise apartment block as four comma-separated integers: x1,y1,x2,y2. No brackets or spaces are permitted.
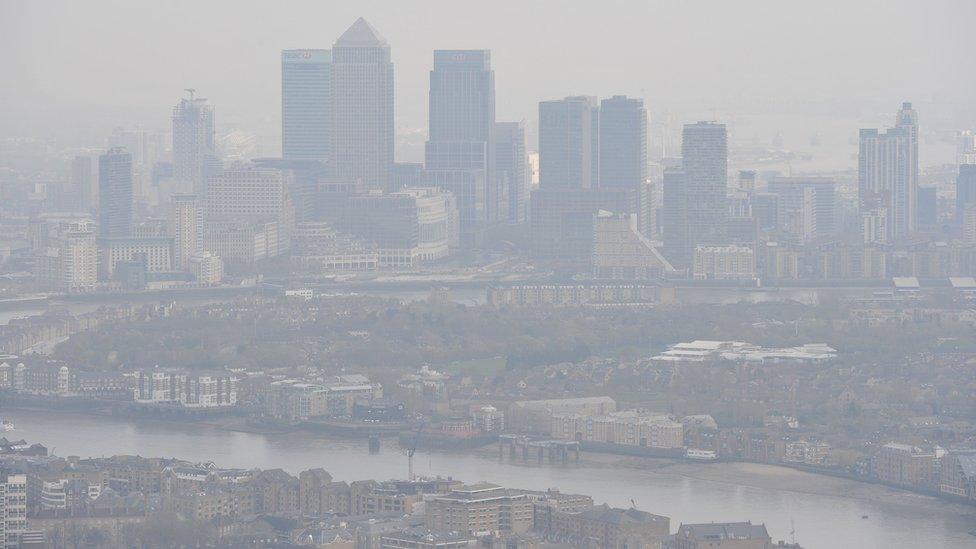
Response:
281,49,332,162
495,121,528,225
330,18,394,191
172,93,217,197
168,194,202,270
765,176,837,242
97,148,133,238
858,102,918,240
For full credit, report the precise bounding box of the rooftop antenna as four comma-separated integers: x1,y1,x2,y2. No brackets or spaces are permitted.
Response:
184,88,196,100
630,498,637,509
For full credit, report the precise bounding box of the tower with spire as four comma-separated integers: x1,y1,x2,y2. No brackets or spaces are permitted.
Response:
330,17,395,191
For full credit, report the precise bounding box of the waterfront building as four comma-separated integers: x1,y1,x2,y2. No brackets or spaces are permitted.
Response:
282,49,332,162
692,245,756,281
871,443,936,489
133,369,238,408
98,148,133,238
97,236,173,278
592,211,673,280
508,397,617,433
330,18,394,191
550,410,684,449
939,451,976,502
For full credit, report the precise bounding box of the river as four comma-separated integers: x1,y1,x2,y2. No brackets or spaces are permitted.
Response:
1,409,973,549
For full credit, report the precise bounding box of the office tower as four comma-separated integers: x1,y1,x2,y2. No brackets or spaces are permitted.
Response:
916,186,937,227
282,49,332,162
110,128,165,203
204,166,294,259
766,177,837,242
71,155,95,211
956,164,976,224
392,162,424,189
858,102,918,240
683,122,729,250
538,96,598,189
252,157,326,224
168,194,202,270
598,96,647,189
661,168,689,268
173,92,216,197
330,18,394,191
59,220,98,291
426,49,497,225
495,121,528,224
98,148,133,238
331,188,458,266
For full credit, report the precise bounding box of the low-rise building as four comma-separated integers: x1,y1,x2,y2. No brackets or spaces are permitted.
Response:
550,410,684,449
424,483,533,536
939,451,976,502
133,370,237,408
666,522,772,549
548,504,670,549
871,443,936,489
508,397,616,434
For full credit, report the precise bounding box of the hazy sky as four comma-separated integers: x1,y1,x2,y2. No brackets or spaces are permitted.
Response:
2,0,974,155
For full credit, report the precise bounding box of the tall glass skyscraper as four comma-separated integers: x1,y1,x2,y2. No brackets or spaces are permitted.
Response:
538,96,599,189
282,49,331,162
98,148,134,238
426,49,497,231
598,95,647,190
330,18,394,191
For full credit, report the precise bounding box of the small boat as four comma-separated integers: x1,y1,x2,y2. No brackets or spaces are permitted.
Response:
861,515,869,519
0,420,14,432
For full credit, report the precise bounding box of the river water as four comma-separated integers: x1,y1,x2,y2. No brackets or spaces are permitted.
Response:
1,409,973,549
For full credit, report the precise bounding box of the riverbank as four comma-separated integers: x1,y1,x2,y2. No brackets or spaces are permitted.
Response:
6,404,976,520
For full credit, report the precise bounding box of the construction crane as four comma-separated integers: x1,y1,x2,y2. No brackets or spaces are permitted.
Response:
407,420,426,481
184,88,196,100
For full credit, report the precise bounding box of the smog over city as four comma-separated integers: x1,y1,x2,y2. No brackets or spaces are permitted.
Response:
1,1,976,548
